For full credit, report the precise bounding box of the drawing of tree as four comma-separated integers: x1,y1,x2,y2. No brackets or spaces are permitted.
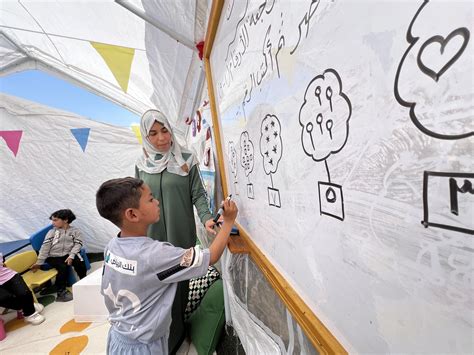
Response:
260,114,283,207
240,131,255,199
299,69,352,220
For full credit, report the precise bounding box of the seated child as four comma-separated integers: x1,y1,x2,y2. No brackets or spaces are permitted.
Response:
96,177,238,355
0,252,45,325
31,209,87,302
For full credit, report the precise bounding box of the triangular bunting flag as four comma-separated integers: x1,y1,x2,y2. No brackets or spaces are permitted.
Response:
91,42,135,93
70,128,90,152
130,124,142,144
0,130,23,157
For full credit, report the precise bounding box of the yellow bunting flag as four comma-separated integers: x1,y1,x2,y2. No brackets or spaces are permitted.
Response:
131,124,142,144
91,42,135,93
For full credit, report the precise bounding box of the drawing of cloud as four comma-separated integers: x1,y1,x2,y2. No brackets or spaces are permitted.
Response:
299,69,352,162
394,0,473,140
259,114,282,174
228,141,238,178
240,131,254,177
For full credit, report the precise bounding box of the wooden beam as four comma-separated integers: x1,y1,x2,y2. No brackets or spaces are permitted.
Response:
227,234,249,254
204,0,224,59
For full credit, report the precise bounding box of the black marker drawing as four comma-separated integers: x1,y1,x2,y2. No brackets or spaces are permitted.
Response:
318,181,344,221
240,131,255,199
222,0,276,94
290,0,321,55
299,69,352,220
256,25,274,86
394,0,473,140
248,0,275,27
224,0,249,62
449,178,473,216
259,114,282,207
422,171,474,235
275,34,285,78
241,22,283,120
225,0,235,20
233,8,286,121
417,28,469,83
229,141,239,195
275,12,285,78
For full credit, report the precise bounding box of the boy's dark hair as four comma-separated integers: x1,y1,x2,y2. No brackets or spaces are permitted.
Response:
50,209,76,223
96,177,144,227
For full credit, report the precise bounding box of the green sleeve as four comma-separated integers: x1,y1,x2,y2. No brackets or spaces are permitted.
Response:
190,165,213,225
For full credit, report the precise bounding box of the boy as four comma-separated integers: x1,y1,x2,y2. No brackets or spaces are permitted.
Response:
31,209,87,302
96,177,238,354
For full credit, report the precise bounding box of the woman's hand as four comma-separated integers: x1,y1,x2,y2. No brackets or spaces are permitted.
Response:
65,257,74,266
205,219,217,235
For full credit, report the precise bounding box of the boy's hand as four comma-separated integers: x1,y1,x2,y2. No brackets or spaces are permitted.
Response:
30,264,41,272
65,257,74,266
222,199,238,223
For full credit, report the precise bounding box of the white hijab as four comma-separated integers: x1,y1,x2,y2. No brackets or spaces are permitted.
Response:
136,109,196,176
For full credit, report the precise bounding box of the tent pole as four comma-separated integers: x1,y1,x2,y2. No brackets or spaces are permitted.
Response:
0,57,32,76
0,30,36,76
0,30,31,57
115,0,196,51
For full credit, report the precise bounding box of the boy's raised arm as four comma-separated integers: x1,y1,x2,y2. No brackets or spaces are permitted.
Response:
208,199,238,265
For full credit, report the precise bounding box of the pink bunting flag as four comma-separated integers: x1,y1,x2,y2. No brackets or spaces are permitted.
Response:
0,130,23,157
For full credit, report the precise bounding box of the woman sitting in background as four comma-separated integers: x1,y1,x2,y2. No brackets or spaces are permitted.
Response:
0,252,45,325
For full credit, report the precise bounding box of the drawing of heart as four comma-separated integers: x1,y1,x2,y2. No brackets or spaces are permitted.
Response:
416,27,470,82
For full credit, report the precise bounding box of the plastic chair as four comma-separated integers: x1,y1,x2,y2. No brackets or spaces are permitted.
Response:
29,225,91,285
29,224,53,251
4,250,58,303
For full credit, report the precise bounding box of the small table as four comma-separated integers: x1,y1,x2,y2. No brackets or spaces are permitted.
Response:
73,267,108,322
0,239,30,258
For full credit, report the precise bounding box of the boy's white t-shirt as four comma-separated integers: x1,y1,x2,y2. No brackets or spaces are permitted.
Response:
101,235,210,343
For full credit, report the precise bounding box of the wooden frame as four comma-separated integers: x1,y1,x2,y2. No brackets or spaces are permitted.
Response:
203,1,347,354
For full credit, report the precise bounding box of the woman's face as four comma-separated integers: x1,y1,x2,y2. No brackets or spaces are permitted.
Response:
148,121,172,152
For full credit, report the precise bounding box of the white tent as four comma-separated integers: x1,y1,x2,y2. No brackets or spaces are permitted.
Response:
0,0,313,353
0,93,141,252
0,0,212,248
0,0,210,138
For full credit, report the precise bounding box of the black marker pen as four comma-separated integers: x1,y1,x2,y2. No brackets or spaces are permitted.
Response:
213,194,232,223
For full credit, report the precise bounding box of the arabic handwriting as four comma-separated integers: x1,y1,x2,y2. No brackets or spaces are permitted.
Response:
291,0,321,55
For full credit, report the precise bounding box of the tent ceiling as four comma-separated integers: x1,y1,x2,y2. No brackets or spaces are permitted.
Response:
0,0,210,136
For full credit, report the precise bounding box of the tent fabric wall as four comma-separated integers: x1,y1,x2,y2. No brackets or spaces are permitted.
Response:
0,0,211,134
0,93,141,252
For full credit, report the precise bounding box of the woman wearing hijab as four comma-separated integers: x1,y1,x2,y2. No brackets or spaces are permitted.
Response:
136,109,216,353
